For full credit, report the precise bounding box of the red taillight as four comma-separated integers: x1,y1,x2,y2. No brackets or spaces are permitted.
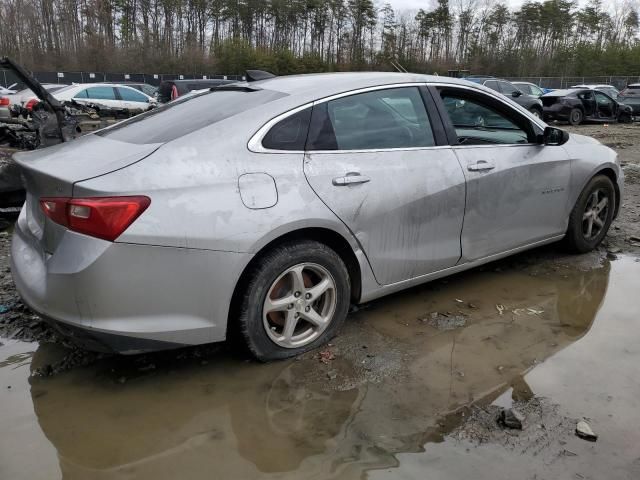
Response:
39,196,151,241
25,98,39,110
0,97,9,106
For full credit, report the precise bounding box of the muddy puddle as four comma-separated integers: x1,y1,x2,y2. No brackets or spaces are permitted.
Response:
1,251,640,479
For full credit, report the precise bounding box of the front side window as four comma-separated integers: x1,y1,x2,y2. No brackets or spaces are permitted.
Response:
118,87,148,102
73,89,89,98
85,86,116,100
440,90,531,145
307,87,435,150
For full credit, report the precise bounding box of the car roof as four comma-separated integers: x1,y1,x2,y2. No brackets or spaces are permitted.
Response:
542,89,582,97
250,72,484,99
571,84,616,89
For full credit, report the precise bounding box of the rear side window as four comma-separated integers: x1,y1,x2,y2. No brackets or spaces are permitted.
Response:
262,108,311,150
73,89,89,98
117,87,148,102
97,88,287,144
85,87,116,100
307,87,435,150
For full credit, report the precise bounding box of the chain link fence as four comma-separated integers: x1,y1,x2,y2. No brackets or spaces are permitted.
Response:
505,76,640,90
0,70,245,89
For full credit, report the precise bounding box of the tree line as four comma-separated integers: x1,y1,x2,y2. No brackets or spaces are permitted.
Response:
1,0,639,77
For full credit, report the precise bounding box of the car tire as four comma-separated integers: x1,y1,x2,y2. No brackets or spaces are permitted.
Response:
237,240,351,362
569,108,583,125
619,112,632,123
564,175,615,253
529,107,542,119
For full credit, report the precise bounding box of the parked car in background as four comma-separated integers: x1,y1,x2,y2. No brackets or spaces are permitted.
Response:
465,76,544,118
157,79,235,102
619,83,640,96
54,83,156,111
570,84,620,99
0,83,67,118
105,82,158,97
542,88,632,125
617,83,640,119
512,81,545,98
0,84,17,95
10,72,621,360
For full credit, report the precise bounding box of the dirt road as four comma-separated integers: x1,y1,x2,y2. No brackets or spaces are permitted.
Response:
1,123,639,480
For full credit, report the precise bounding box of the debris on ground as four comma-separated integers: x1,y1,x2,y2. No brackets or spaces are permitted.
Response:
318,349,335,364
498,407,525,430
426,312,467,330
496,304,505,315
575,420,598,442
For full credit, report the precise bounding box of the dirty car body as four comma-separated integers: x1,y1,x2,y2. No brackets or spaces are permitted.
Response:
10,72,623,358
542,88,633,125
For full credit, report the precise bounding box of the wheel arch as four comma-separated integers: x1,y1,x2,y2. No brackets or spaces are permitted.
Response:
227,226,364,338
595,167,621,218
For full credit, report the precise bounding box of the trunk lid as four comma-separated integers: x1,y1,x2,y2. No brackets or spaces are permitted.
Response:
13,133,161,252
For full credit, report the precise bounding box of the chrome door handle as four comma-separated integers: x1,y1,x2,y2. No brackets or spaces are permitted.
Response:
467,161,495,172
332,173,371,186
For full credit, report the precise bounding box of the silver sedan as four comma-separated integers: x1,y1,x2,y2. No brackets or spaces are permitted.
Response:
10,72,622,360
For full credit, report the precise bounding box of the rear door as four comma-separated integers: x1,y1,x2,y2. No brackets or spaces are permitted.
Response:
82,86,122,109
432,85,571,262
303,85,467,285
116,86,150,111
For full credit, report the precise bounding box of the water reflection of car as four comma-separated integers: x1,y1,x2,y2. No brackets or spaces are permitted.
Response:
542,88,633,125
29,259,611,478
465,76,544,118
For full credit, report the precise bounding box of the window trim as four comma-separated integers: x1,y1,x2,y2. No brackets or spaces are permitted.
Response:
248,82,546,153
249,83,442,154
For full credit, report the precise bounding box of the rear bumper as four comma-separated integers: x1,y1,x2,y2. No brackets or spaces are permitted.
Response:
543,104,572,121
10,210,251,354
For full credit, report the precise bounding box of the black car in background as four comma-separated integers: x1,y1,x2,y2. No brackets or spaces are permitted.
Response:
158,79,235,102
618,83,640,119
541,88,633,125
465,76,544,118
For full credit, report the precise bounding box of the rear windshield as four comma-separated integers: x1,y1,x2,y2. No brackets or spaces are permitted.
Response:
97,88,287,144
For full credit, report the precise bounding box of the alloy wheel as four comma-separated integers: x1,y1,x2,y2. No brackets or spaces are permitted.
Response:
263,263,337,348
582,188,609,240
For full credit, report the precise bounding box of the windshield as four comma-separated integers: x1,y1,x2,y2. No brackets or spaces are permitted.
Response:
97,88,287,144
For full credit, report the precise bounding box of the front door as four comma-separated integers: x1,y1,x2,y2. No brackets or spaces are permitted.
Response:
434,85,572,262
303,86,467,285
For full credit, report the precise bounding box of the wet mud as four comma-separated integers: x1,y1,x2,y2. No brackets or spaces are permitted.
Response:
1,123,640,479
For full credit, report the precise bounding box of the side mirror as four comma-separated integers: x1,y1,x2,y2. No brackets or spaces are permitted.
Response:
542,126,569,146
512,90,523,98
